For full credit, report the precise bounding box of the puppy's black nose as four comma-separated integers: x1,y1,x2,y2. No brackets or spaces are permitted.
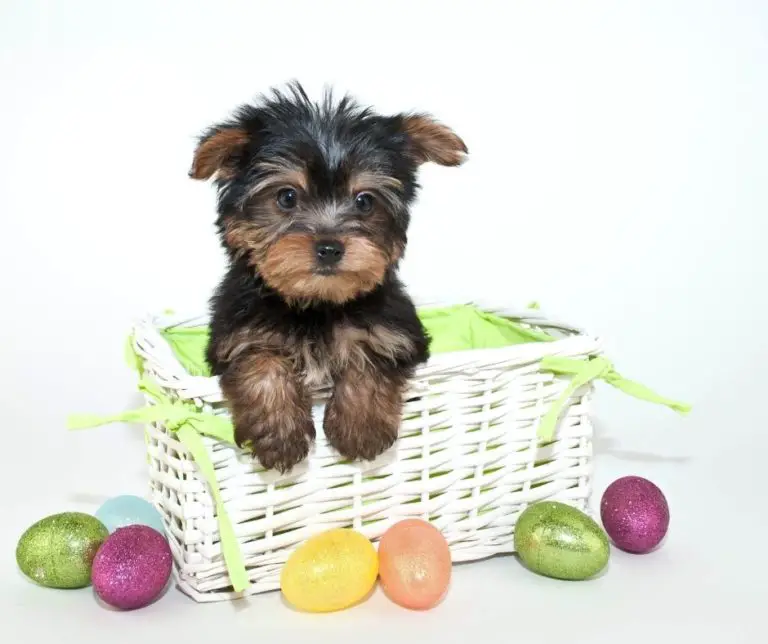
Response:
314,239,345,267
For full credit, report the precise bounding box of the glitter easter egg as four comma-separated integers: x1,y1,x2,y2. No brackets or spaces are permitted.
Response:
600,476,669,554
92,525,172,610
95,495,165,535
378,519,451,610
16,512,109,589
514,501,610,580
280,528,378,613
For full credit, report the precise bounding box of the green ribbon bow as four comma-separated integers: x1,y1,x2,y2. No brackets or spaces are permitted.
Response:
68,351,249,593
537,355,691,442
68,386,248,592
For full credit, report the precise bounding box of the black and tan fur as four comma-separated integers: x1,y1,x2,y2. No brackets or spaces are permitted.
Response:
190,82,467,472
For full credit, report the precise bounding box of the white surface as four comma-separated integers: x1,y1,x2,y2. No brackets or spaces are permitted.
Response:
0,0,765,641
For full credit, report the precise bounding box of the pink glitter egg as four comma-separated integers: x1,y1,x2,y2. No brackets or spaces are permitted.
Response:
92,525,172,610
600,476,669,554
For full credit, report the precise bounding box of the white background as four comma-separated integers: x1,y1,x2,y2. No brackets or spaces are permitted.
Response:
1,1,766,642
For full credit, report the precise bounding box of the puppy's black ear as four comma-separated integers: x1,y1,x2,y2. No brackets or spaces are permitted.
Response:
189,125,251,181
399,114,468,166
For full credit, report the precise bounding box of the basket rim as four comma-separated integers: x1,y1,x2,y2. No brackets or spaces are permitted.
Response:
129,302,602,403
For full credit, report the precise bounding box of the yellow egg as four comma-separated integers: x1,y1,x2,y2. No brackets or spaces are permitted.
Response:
280,528,378,612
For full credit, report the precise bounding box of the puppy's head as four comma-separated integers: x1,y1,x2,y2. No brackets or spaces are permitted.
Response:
190,82,467,306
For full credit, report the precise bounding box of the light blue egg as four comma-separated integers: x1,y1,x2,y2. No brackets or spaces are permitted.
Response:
95,495,166,536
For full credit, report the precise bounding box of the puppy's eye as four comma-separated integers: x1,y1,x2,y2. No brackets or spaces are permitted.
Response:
354,192,374,214
276,187,298,211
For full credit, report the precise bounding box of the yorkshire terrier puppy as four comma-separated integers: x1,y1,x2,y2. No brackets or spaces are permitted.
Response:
190,82,467,472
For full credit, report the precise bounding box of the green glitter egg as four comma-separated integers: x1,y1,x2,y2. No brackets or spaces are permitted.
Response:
514,501,610,580
16,512,109,589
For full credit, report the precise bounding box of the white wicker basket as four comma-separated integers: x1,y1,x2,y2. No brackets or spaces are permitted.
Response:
127,303,608,602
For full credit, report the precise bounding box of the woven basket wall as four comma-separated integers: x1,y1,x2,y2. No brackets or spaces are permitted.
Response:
131,304,601,602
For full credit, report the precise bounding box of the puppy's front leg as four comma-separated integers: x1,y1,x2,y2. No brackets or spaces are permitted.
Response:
220,352,315,473
323,360,407,462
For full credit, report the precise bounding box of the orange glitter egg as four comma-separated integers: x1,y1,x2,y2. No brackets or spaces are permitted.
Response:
378,519,451,610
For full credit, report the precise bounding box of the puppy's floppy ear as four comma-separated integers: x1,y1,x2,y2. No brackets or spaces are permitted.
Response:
400,114,468,166
189,125,251,181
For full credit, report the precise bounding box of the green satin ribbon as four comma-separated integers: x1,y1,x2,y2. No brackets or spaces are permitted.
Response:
174,423,248,592
67,379,248,593
537,355,691,442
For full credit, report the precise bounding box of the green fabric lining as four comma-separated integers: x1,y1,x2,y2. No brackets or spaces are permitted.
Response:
67,304,691,594
161,304,557,377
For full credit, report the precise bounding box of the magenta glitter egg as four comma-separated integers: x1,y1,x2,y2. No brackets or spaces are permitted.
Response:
600,476,669,554
92,525,172,610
